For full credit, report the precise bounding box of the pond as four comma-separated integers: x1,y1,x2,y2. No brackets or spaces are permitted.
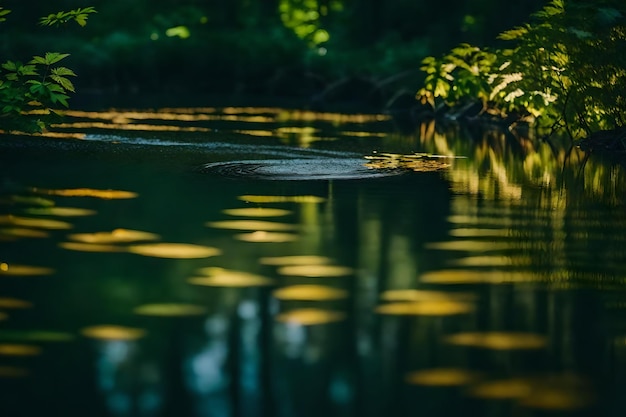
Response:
1,105,626,417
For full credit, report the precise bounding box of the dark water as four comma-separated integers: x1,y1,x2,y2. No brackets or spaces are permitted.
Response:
1,106,626,417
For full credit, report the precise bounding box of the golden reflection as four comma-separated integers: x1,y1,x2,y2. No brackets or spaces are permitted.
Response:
0,344,42,356
273,285,348,301
68,228,160,244
277,264,354,277
127,243,222,259
276,109,391,123
206,220,298,231
0,312,7,321
364,153,454,172
449,228,511,237
0,263,55,276
0,215,72,230
448,256,533,267
23,207,97,217
0,297,32,309
4,130,87,140
276,126,319,135
0,366,29,378
468,378,533,399
425,240,516,251
222,208,292,217
59,241,124,253
134,303,207,317
276,308,346,325
65,109,275,123
189,267,273,287
469,375,594,410
520,384,595,411
375,300,474,316
238,195,326,204
234,231,300,242
30,187,138,199
380,289,475,302
405,368,480,386
0,228,50,238
233,129,275,137
444,332,547,350
260,255,334,266
421,270,523,284
81,325,147,341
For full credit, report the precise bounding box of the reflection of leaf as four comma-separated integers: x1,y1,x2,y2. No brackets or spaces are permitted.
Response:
364,153,456,172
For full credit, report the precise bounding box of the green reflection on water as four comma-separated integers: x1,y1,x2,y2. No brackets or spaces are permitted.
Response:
0,106,624,417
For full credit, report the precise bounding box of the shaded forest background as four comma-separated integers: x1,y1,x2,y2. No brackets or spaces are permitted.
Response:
1,0,545,107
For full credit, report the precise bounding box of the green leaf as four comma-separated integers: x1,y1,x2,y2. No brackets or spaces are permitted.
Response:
1,61,18,72
51,67,76,77
50,92,69,107
18,65,38,76
44,52,70,65
29,56,47,65
50,75,75,92
0,8,11,22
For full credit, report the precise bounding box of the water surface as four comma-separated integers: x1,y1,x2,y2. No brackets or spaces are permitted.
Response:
1,106,626,417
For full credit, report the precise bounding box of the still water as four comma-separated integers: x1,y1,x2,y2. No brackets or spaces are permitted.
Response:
1,106,626,417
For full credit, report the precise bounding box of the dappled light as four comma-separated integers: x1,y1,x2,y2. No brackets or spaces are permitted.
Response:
375,300,474,316
0,215,72,230
68,229,160,244
188,267,274,287
22,207,96,217
133,303,207,317
238,195,326,204
277,264,354,277
81,325,147,341
206,220,298,231
276,308,346,325
405,368,481,386
1,0,625,414
0,344,42,356
127,243,222,259
273,284,348,301
29,187,138,199
260,255,334,266
0,263,54,276
234,231,300,242
222,208,292,217
444,332,547,350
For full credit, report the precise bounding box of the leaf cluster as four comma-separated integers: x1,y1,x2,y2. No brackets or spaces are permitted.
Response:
417,0,626,140
1,7,95,133
39,7,97,28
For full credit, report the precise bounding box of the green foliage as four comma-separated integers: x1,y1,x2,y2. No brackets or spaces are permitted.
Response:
417,0,626,140
1,8,94,133
40,7,97,27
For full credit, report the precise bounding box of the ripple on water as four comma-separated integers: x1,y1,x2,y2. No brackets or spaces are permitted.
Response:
199,158,404,180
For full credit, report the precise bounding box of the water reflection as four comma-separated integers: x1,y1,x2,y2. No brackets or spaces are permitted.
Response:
1,105,626,417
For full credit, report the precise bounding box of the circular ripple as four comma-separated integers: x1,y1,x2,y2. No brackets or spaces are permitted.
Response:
200,158,403,180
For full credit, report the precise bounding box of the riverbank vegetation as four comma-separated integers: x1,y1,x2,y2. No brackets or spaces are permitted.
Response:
416,0,625,148
1,0,624,150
